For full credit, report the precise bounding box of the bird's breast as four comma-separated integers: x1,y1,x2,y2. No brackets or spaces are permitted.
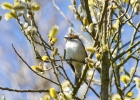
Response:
66,41,86,61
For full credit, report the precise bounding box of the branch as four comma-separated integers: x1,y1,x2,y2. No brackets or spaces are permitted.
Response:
84,81,100,98
72,64,89,97
111,64,124,100
129,23,140,47
123,59,139,91
45,58,85,64
118,35,140,51
52,0,73,27
99,0,109,29
84,0,96,36
113,41,140,62
125,85,136,97
83,69,96,100
0,87,49,93
12,44,59,85
0,86,81,100
117,48,140,68
100,51,110,100
57,54,75,89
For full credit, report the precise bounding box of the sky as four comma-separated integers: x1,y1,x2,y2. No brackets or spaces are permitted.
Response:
0,0,139,100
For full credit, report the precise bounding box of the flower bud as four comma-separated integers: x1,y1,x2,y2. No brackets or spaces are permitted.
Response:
52,48,58,57
86,47,96,53
1,2,13,10
49,88,57,99
126,91,134,97
85,58,95,63
68,5,76,13
120,75,130,85
134,4,139,14
81,25,86,32
89,23,94,33
4,12,16,20
74,14,80,20
83,17,88,26
23,23,28,29
42,56,49,61
71,0,76,6
78,4,82,14
48,25,59,39
13,4,25,11
88,63,93,68
51,38,58,45
31,66,44,72
96,53,101,60
61,80,71,91
31,2,40,11
80,14,83,20
39,62,43,69
43,94,50,100
130,67,135,77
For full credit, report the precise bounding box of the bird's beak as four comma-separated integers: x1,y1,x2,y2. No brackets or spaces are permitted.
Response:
64,36,68,42
64,36,69,40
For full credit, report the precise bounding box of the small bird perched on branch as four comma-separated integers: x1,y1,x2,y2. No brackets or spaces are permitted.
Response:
64,34,87,85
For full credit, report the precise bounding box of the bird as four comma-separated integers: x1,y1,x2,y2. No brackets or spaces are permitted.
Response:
64,34,87,85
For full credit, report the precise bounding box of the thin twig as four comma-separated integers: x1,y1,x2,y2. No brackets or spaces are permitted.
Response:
52,0,73,27
84,81,100,98
57,54,75,89
12,44,59,85
83,69,95,100
0,87,50,93
123,59,139,91
113,41,140,62
45,58,85,64
125,85,136,96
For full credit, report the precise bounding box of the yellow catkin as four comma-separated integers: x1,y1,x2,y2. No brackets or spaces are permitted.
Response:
42,56,49,61
43,94,50,100
96,53,101,60
83,17,88,26
4,12,16,20
89,23,94,33
13,5,25,11
31,66,43,72
49,88,57,99
53,48,58,56
51,38,58,44
68,5,76,12
86,47,96,53
85,58,95,63
1,2,13,10
126,91,134,97
120,75,130,84
31,2,40,11
48,25,59,39
88,63,93,68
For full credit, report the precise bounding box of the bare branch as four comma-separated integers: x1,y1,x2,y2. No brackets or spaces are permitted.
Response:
12,44,59,85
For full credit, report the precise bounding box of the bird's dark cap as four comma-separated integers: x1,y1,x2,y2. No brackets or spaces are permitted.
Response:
64,34,79,40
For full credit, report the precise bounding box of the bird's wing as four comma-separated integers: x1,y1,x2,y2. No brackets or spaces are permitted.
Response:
66,61,75,73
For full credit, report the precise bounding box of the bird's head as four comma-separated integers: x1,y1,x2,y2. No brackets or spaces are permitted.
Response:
64,34,80,42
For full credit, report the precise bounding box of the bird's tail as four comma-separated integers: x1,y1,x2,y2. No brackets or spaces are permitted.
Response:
75,76,80,86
